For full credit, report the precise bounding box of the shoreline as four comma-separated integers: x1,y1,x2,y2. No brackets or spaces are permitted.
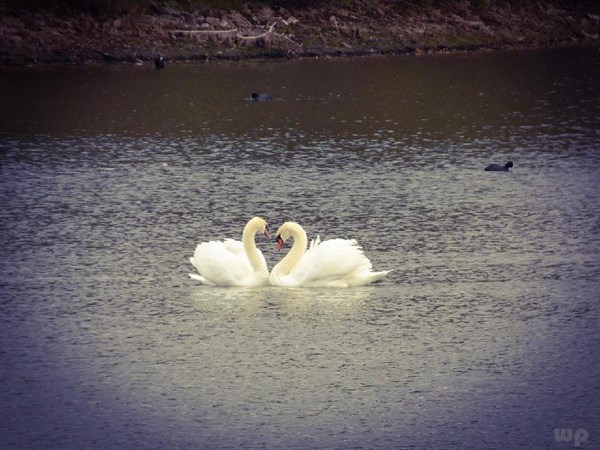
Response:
1,1,599,66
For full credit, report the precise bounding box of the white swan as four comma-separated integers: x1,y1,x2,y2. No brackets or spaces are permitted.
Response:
269,221,391,287
189,217,270,286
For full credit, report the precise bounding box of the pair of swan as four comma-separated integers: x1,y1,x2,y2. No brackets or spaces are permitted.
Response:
189,217,391,287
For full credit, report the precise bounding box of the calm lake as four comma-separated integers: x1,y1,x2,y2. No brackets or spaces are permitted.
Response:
1,45,599,449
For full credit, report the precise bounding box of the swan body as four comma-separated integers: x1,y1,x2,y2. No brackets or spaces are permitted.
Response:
270,222,390,287
485,161,513,171
189,217,270,286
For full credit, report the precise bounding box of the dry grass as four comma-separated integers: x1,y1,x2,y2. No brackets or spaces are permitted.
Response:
1,0,596,17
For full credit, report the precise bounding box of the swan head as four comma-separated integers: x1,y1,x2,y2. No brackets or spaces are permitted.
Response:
274,230,287,251
505,161,514,169
275,234,285,251
246,216,270,240
274,222,298,251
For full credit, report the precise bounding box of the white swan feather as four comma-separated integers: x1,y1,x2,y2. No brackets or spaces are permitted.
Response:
189,217,270,287
270,221,390,287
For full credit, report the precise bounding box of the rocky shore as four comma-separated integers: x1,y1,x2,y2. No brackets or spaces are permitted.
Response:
1,1,599,66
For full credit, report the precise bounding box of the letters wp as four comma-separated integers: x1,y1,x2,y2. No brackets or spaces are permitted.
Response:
554,428,588,447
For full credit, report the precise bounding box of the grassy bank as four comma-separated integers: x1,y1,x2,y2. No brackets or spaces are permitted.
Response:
1,0,599,65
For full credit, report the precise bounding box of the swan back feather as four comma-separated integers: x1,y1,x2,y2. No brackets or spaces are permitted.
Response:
189,217,270,287
270,222,391,288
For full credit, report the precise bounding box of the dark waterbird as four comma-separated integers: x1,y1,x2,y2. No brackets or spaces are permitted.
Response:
251,92,272,101
154,56,165,69
485,161,513,172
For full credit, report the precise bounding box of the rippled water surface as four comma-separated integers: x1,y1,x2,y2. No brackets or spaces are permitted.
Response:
1,46,599,449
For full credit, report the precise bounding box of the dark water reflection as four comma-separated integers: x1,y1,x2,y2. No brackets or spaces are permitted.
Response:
1,46,599,449
2,46,599,141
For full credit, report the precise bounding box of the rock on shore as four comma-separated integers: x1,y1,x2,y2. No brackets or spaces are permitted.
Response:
1,0,599,65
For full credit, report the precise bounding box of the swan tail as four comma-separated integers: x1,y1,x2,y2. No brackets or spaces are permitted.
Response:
365,269,392,283
189,273,216,285
340,269,391,287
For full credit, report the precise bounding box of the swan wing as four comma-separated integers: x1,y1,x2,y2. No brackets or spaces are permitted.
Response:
286,238,390,287
222,238,245,255
190,240,256,286
221,238,268,276
223,238,269,282
296,238,371,285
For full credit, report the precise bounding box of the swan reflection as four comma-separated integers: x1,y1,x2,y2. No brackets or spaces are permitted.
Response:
191,285,376,319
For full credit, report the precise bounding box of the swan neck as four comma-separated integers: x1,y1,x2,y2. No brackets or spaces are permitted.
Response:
242,222,262,271
275,223,308,276
289,224,308,271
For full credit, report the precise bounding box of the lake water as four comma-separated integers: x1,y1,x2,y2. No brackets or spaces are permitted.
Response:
1,46,599,449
